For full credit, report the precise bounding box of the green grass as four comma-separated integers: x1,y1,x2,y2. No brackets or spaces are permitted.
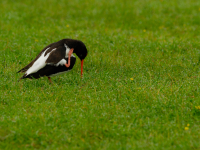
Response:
0,0,200,149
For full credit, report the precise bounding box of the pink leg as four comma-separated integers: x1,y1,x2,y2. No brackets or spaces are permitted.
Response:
48,77,52,83
65,48,74,67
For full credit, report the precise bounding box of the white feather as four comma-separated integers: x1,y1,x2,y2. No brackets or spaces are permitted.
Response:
45,47,50,51
25,48,51,76
56,59,67,66
51,48,57,51
64,44,71,58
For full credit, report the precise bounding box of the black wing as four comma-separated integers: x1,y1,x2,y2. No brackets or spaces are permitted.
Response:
45,46,66,64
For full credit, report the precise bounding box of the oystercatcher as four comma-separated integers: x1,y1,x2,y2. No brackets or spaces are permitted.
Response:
17,39,88,83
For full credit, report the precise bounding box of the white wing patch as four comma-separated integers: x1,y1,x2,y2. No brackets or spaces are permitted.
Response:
25,48,51,76
64,44,71,58
56,59,67,66
51,48,57,51
64,44,76,58
45,47,50,51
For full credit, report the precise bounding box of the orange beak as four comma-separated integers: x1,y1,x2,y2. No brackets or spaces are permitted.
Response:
81,59,84,77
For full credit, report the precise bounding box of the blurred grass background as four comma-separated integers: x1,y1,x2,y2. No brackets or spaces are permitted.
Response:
0,0,200,149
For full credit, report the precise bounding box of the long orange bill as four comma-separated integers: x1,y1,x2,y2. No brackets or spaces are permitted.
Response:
81,59,84,77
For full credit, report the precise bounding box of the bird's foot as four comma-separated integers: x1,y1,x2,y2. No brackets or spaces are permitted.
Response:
65,48,74,68
68,48,74,56
65,63,70,67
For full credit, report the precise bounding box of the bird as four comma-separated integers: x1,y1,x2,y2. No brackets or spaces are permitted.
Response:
17,39,88,83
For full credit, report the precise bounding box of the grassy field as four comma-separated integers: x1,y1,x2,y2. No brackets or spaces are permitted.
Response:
0,0,200,149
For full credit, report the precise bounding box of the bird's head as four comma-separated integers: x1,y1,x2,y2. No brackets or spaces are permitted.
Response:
64,39,88,77
73,41,88,61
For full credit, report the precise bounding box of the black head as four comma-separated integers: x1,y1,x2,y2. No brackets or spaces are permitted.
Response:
64,39,88,60
62,39,88,77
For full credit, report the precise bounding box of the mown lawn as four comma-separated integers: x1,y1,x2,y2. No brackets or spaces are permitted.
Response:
0,0,200,149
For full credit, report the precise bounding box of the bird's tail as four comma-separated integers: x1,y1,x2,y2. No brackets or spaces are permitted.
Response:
18,73,27,82
17,68,27,73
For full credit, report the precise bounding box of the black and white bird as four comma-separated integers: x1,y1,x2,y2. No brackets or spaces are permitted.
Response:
17,39,88,83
